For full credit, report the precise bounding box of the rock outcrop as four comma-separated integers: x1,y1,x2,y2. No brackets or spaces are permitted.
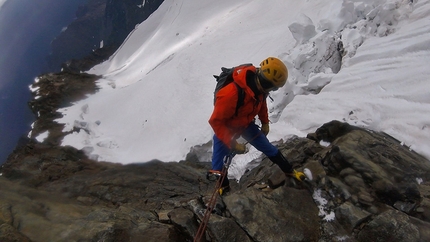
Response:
2,79,430,242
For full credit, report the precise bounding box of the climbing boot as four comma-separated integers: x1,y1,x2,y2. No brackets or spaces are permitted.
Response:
268,151,305,182
218,171,230,195
207,170,230,195
286,169,306,181
268,151,293,173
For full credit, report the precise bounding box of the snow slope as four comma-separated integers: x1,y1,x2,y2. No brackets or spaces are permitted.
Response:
36,0,430,180
0,0,7,9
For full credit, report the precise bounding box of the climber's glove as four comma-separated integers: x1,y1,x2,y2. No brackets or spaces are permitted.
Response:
261,123,270,136
233,142,247,154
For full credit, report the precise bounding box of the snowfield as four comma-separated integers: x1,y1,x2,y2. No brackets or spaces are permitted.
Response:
32,0,430,180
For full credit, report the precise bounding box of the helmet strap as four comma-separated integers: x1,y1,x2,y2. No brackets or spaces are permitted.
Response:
255,76,269,94
256,71,274,94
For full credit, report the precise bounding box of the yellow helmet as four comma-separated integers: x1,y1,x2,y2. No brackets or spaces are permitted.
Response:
258,57,288,90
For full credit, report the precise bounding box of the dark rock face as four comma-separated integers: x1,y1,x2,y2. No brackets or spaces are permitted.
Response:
48,0,164,71
305,121,430,241
2,104,430,242
104,0,165,47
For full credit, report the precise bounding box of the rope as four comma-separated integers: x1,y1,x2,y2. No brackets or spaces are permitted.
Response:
193,154,232,242
193,130,262,241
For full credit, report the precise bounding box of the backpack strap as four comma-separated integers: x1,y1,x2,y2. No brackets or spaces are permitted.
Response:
213,64,249,116
234,83,245,117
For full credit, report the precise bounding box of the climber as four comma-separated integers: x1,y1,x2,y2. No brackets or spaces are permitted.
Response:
209,57,305,192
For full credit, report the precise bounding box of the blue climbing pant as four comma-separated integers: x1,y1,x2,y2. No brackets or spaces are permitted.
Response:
212,122,279,171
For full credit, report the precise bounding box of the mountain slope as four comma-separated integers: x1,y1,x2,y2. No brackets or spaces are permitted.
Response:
31,0,430,178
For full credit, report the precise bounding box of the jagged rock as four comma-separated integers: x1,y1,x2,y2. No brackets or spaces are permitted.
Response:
394,201,417,214
414,197,430,223
1,120,430,241
357,209,420,242
157,210,171,223
206,214,252,242
223,186,320,242
335,202,371,232
168,208,199,240
0,224,31,242
327,176,352,201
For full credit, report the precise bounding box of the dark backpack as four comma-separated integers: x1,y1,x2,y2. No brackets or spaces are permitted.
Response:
213,64,252,116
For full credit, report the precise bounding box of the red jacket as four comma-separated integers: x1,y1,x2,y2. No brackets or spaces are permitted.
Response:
209,65,269,148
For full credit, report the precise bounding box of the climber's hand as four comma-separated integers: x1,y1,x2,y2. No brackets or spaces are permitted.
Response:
261,123,270,136
233,143,247,154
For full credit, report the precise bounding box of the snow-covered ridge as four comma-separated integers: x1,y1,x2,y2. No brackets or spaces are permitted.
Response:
46,0,430,177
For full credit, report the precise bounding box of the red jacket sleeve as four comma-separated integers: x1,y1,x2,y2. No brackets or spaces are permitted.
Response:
258,98,269,124
208,83,238,148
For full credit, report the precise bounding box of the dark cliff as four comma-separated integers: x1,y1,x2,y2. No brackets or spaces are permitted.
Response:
47,0,164,72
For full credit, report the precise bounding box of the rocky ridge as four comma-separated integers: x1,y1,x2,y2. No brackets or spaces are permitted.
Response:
1,68,430,241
